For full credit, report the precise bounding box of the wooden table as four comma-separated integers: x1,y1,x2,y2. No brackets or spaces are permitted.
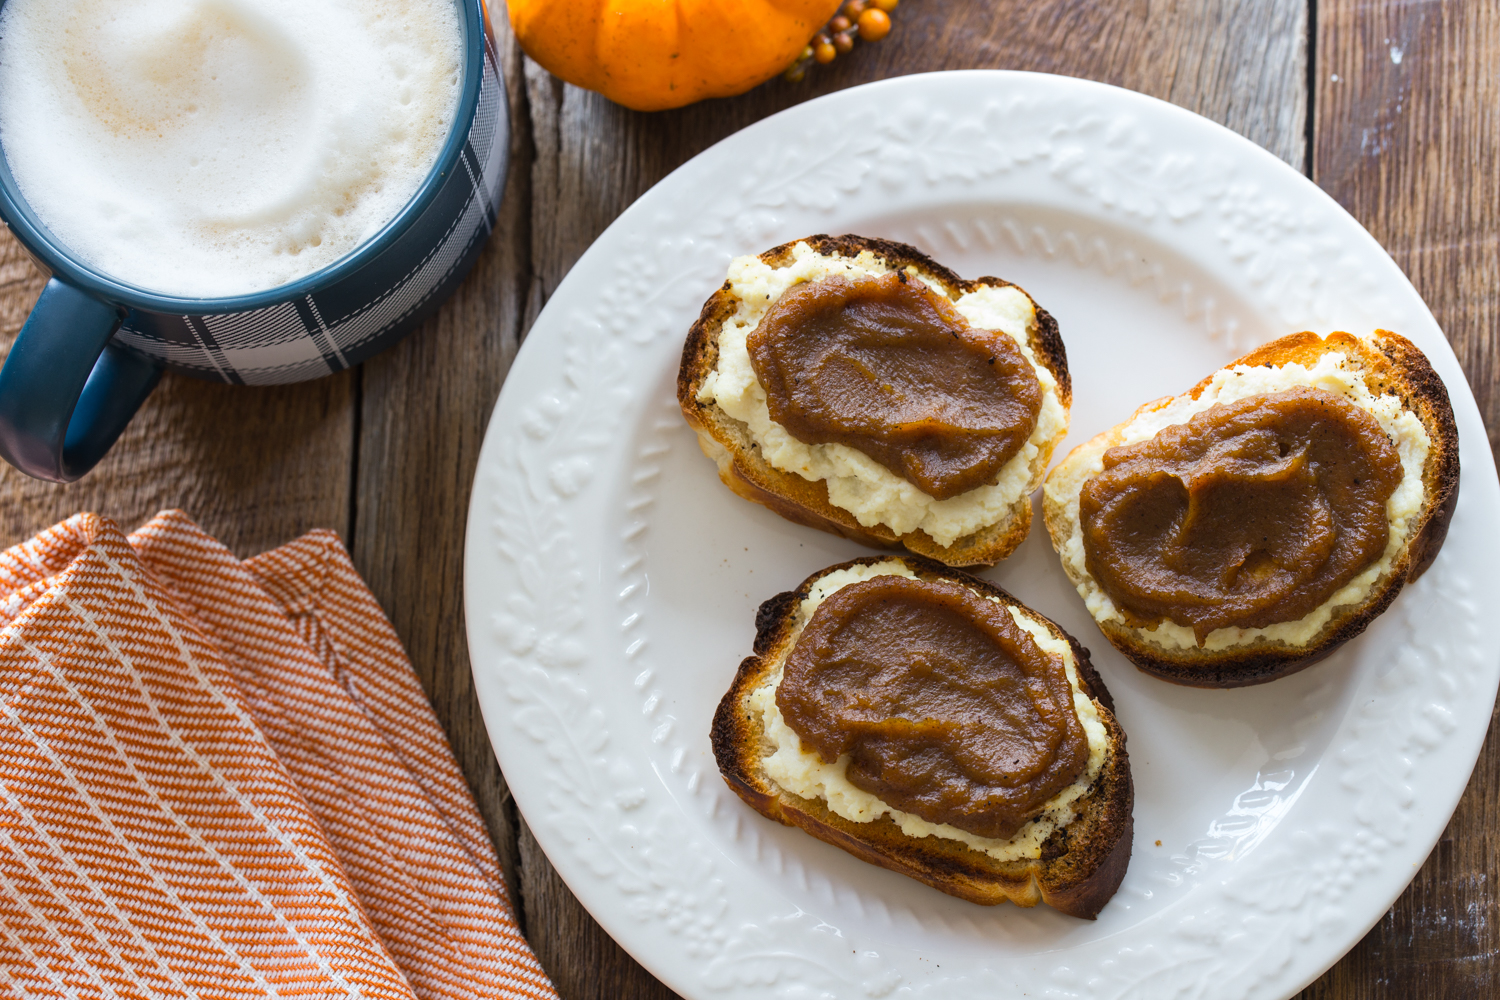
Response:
1,2,1495,996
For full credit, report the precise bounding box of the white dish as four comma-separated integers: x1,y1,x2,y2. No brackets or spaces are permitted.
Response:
464,71,1500,1000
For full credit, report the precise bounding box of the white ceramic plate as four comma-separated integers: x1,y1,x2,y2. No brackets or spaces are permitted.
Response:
464,71,1500,1000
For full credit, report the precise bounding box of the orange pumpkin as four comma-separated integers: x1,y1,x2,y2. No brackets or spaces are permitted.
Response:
509,0,843,112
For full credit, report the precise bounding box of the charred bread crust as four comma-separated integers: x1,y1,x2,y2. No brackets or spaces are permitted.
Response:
710,555,1133,918
678,235,1070,567
1043,330,1460,688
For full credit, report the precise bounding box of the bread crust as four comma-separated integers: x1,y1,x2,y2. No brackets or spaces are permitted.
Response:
678,235,1070,567
1042,330,1460,688
710,555,1133,919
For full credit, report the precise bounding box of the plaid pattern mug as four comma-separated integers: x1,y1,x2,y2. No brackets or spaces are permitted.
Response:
0,0,508,483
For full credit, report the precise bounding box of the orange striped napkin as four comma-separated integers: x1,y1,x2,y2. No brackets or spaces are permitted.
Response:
0,511,559,1000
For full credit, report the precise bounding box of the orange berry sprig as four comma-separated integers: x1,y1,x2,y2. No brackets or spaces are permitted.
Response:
784,0,899,83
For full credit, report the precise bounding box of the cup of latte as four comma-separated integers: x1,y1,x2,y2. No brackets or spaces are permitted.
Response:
0,0,507,482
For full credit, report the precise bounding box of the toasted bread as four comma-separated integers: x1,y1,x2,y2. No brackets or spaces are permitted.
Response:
711,555,1133,918
678,235,1070,567
1043,330,1460,688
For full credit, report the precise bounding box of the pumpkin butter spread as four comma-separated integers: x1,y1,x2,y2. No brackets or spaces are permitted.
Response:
697,243,1066,546
1080,386,1403,644
747,562,1108,862
1048,351,1433,651
748,270,1043,502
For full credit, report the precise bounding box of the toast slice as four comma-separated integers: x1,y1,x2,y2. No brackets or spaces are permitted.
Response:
1043,330,1460,687
679,235,1071,567
711,555,1134,918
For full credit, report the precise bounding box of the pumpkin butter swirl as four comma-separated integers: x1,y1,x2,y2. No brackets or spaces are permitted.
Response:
776,575,1089,841
747,271,1044,502
1079,386,1404,644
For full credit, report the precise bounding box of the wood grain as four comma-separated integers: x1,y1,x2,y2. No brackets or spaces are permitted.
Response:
349,22,537,921
1297,1,1500,996
511,2,1308,997
1315,0,1500,456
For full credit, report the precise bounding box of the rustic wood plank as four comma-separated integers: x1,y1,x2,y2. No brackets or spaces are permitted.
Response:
1299,2,1500,996
0,232,353,557
348,21,537,926
512,2,1308,996
1315,0,1500,456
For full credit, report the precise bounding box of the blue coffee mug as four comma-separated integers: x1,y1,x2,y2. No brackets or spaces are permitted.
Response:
0,0,507,483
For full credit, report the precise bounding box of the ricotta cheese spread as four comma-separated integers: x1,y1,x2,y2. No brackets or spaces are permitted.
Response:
1045,350,1432,651
747,560,1109,863
697,242,1067,547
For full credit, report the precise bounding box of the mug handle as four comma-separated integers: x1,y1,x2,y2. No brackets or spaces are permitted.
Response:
0,277,164,483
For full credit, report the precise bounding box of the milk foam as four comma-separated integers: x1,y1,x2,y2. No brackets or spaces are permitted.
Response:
0,0,463,297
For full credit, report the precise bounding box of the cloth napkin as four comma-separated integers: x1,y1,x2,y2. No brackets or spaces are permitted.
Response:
0,511,559,1000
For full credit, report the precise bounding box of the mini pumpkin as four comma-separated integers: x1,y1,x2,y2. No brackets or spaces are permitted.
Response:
509,0,843,112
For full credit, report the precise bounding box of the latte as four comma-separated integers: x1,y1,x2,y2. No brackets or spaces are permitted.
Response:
0,0,463,297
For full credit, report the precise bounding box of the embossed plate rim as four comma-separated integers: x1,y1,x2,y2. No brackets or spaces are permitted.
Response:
464,70,1500,1000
